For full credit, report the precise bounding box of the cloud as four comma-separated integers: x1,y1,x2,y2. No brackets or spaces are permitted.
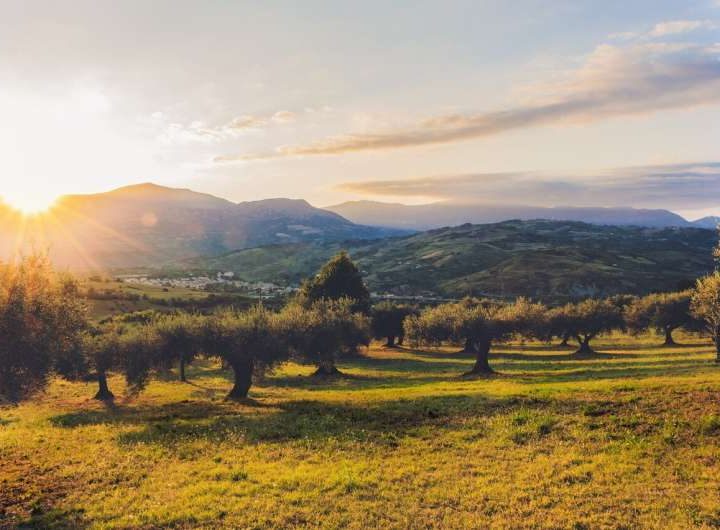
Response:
218,40,720,161
271,110,297,123
161,110,299,144
226,115,268,130
336,162,720,210
650,20,715,36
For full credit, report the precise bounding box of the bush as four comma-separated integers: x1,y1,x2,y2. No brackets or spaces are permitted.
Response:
0,255,88,402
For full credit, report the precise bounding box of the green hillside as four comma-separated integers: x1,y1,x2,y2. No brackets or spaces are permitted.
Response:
168,220,717,302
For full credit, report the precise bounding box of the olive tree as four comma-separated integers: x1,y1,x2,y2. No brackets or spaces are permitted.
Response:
201,306,287,399
691,272,720,362
626,291,698,346
405,297,545,375
562,299,624,355
154,312,204,382
82,323,162,401
546,304,576,347
371,301,417,347
281,298,371,377
0,254,88,403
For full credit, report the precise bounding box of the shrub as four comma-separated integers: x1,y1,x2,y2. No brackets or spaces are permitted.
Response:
0,255,88,402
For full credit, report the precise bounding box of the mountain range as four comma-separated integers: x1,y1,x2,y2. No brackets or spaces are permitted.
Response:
326,200,715,231
0,183,402,269
0,183,716,274
175,220,717,301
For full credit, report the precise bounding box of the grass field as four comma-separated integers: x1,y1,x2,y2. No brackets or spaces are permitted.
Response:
2,333,720,529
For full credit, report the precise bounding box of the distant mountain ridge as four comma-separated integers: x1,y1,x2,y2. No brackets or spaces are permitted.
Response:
1,182,716,273
325,200,701,230
0,183,404,269
175,220,717,302
692,216,720,229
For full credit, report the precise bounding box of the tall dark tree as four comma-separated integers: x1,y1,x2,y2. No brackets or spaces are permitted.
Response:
201,306,287,399
0,254,88,403
371,301,417,347
626,291,698,346
281,298,370,377
299,252,371,313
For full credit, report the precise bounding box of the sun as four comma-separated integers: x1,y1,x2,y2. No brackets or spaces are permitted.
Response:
2,193,58,215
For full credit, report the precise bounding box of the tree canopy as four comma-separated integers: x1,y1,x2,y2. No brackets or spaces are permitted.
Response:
405,297,545,375
201,305,287,400
0,255,88,403
625,291,698,345
549,299,624,355
371,301,417,347
281,298,370,377
299,252,370,313
154,312,205,382
691,272,720,362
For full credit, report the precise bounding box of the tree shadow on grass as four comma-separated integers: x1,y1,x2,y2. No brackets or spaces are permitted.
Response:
509,359,719,385
48,398,275,429
113,393,558,447
46,392,581,448
97,388,698,450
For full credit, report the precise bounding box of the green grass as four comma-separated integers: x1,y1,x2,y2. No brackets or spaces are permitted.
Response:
80,279,253,320
2,332,720,528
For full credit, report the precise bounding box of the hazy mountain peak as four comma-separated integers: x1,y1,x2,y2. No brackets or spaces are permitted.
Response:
238,197,346,221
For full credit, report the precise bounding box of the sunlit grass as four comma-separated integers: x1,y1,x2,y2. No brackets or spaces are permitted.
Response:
1,332,719,528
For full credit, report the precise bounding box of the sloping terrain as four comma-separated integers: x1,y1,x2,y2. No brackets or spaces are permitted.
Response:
175,220,717,301
0,184,403,269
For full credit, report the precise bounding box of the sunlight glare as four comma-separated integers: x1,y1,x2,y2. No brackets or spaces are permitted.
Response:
3,192,58,215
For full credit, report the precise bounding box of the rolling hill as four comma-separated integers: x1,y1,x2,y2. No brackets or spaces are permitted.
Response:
325,200,695,230
0,184,404,269
173,220,718,302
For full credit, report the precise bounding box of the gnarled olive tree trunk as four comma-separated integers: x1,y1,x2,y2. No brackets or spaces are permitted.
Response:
94,370,114,401
663,327,677,347
312,357,342,377
465,338,493,375
574,334,595,356
227,359,254,400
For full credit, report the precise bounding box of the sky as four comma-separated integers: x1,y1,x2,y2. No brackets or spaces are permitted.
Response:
1,0,720,219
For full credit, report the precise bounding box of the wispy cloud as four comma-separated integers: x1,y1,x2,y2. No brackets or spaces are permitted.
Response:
217,40,720,161
160,110,298,144
336,162,720,210
226,115,268,130
649,19,715,37
271,110,297,123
